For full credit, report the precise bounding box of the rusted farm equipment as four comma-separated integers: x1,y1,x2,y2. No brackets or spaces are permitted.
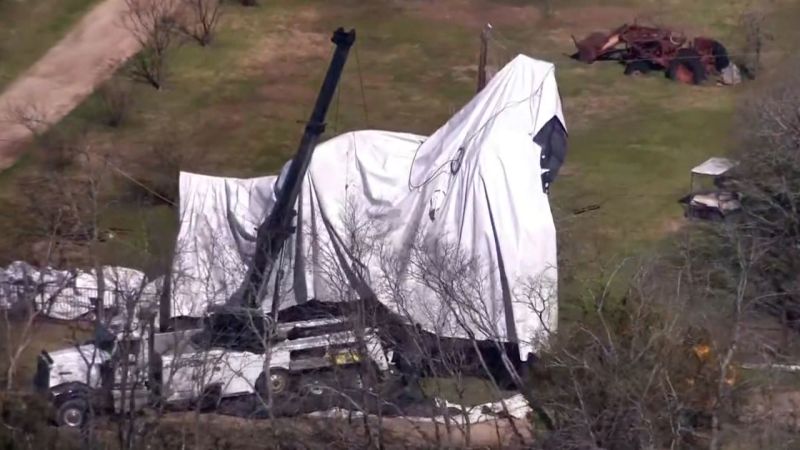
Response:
571,23,731,85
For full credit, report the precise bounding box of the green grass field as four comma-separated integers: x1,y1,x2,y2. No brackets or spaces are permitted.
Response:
0,0,798,302
0,0,798,424
0,0,100,90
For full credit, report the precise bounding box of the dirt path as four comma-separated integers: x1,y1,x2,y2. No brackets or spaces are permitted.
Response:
0,0,141,171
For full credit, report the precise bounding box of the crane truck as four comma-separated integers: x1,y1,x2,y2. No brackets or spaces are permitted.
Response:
33,27,399,429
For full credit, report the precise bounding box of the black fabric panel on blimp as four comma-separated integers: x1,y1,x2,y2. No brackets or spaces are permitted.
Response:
534,116,568,194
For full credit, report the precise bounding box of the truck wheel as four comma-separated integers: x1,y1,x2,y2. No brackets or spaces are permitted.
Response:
198,384,222,412
256,369,292,398
299,374,327,396
710,40,730,71
667,49,706,84
624,60,652,76
56,398,89,429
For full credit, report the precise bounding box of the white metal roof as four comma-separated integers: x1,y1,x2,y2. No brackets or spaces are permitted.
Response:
692,157,737,176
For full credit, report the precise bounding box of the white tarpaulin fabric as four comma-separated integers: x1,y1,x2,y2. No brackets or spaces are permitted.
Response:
171,54,565,358
0,261,156,321
309,393,531,424
171,172,277,313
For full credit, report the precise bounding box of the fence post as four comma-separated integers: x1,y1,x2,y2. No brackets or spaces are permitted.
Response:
90,296,100,322
477,24,492,93
159,269,171,332
146,312,160,406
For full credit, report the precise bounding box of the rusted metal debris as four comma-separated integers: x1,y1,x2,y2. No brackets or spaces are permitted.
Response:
571,23,735,85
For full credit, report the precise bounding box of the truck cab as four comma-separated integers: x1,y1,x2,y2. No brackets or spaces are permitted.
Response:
33,324,151,428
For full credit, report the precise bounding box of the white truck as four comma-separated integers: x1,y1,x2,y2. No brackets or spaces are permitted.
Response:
32,28,397,429
34,315,393,428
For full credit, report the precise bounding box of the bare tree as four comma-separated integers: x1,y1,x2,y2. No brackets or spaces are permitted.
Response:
0,263,78,390
0,140,107,393
527,258,702,448
678,54,800,448
117,130,211,207
737,7,773,79
0,143,152,448
97,77,133,127
177,0,222,47
4,102,79,171
293,201,539,447
123,0,179,90
728,56,800,333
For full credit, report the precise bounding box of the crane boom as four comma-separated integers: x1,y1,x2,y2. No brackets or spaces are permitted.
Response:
233,27,356,312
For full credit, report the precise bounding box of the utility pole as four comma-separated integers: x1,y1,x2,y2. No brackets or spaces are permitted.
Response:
477,23,492,93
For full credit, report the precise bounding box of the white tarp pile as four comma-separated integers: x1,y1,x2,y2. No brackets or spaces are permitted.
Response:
0,261,157,321
171,54,566,358
308,393,531,424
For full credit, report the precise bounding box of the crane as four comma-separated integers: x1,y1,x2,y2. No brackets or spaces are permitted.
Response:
229,27,356,315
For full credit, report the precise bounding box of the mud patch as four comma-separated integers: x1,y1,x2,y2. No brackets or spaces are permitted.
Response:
557,163,580,178
248,29,330,71
661,217,685,234
563,93,630,131
241,7,331,111
243,8,328,72
259,82,315,104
